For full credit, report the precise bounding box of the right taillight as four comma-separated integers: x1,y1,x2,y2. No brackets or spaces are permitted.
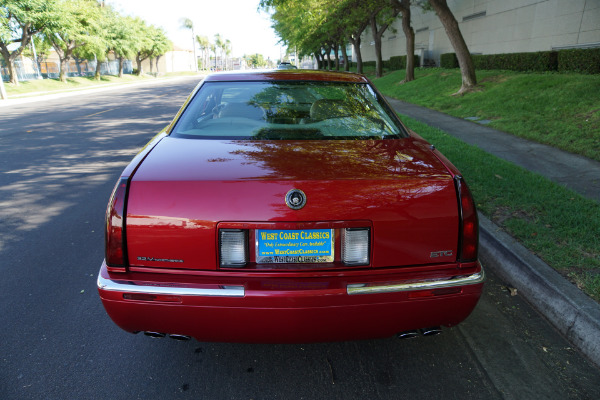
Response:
105,177,129,271
342,228,371,266
455,176,479,263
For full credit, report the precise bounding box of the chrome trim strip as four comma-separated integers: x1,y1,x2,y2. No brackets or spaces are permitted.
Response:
346,268,485,295
97,275,245,297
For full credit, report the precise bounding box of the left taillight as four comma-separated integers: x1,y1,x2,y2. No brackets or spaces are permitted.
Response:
219,229,248,268
455,175,479,263
105,177,129,271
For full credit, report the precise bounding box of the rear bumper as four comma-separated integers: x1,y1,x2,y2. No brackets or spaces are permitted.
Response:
98,261,484,343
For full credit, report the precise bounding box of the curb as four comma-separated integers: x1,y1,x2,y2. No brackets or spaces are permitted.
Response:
479,213,600,367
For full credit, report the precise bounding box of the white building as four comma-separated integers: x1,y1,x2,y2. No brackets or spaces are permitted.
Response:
357,0,600,66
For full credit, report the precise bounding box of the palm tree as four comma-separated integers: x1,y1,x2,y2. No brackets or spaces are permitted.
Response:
225,39,232,70
214,34,224,70
180,18,198,72
196,35,210,70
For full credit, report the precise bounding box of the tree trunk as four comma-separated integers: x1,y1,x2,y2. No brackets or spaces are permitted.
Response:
348,19,368,75
0,46,20,85
324,46,332,70
314,52,321,69
341,43,349,72
370,16,384,78
333,43,340,71
136,54,143,75
398,0,415,82
75,58,82,76
428,0,476,93
7,58,19,85
95,59,102,80
59,57,68,82
155,56,162,74
349,36,363,74
149,57,154,74
118,56,124,77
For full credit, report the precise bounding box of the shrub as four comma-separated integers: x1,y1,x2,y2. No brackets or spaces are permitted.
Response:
472,51,558,72
440,53,459,68
363,61,377,68
388,56,403,70
386,55,422,71
441,49,600,74
558,48,600,74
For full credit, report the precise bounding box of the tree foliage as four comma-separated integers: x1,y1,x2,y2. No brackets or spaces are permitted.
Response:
261,0,476,92
261,0,404,77
245,53,267,68
0,0,172,84
42,0,101,82
0,0,60,84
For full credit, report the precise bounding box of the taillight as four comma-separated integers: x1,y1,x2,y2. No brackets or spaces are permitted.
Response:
342,228,371,266
455,176,478,263
219,229,248,268
105,177,129,270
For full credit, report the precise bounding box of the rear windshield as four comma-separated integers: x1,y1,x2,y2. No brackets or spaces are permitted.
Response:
170,81,408,140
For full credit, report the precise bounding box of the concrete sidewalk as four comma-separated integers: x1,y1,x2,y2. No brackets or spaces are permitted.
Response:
386,98,600,202
387,97,600,368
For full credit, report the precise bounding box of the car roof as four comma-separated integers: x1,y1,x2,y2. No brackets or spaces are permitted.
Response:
203,69,370,83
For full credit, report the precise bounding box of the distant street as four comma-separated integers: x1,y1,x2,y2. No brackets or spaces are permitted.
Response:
1,77,599,399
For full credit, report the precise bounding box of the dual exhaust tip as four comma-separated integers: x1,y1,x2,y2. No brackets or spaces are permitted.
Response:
140,328,441,342
397,327,442,339
142,331,191,341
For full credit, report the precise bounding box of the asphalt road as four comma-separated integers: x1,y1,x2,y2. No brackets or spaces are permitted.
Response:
1,77,599,399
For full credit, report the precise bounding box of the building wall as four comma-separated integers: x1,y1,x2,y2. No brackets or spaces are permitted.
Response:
141,49,195,74
357,0,600,65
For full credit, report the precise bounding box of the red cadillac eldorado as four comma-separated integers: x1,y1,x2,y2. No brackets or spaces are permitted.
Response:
98,70,484,343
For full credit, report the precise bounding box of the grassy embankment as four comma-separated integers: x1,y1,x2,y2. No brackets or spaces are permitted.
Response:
374,68,600,161
3,71,200,98
373,69,600,300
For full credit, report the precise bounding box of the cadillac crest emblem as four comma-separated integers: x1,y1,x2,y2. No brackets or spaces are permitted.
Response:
285,189,306,210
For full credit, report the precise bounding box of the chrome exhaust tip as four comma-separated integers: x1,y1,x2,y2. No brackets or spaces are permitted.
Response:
397,330,420,339
420,327,442,336
143,331,166,338
169,334,191,341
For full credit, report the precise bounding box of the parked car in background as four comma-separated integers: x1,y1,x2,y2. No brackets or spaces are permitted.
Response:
98,70,484,343
277,62,298,69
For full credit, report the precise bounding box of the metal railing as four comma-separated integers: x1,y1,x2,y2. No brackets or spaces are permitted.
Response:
1,58,133,82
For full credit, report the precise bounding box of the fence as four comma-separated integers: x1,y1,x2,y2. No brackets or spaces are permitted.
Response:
1,57,134,82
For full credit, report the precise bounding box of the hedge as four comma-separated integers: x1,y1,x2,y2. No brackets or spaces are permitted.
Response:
440,48,600,74
386,55,421,71
558,48,600,74
440,53,459,68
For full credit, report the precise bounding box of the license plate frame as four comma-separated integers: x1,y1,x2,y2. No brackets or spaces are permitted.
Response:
256,229,334,263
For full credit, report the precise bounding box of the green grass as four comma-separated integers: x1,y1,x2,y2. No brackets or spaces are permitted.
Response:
4,71,201,98
398,114,600,301
373,68,600,161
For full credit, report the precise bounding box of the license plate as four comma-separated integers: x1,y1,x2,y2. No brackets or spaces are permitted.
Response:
256,229,334,263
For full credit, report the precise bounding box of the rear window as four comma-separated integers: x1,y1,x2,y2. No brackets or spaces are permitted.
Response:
170,81,408,140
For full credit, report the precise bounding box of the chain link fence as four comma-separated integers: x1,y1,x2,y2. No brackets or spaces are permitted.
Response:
1,57,133,82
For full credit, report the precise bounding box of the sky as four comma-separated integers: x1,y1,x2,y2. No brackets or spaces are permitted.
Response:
106,0,285,60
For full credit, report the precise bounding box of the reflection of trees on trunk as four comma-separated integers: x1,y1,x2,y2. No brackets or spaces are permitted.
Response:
228,139,440,182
